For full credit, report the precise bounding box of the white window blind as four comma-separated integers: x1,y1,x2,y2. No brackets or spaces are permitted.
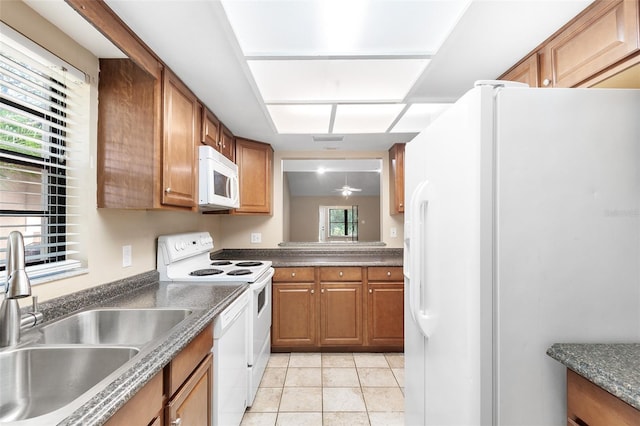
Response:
0,23,86,279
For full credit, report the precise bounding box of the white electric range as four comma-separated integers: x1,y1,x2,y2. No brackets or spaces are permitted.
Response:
157,232,274,424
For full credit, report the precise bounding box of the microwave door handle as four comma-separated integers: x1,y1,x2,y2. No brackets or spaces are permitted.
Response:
231,174,239,206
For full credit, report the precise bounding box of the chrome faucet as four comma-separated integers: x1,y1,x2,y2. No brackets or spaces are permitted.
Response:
0,231,41,347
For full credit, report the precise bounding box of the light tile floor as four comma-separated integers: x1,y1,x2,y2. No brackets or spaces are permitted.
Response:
241,353,404,426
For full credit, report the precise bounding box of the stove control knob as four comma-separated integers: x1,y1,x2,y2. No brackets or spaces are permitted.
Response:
181,242,186,250
174,242,180,251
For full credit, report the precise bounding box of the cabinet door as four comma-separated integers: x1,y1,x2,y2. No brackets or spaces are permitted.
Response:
320,283,363,346
500,53,540,87
166,353,213,426
219,124,235,162
201,107,220,150
272,282,316,347
162,68,199,208
367,282,404,347
540,0,640,88
389,143,405,214
234,138,273,214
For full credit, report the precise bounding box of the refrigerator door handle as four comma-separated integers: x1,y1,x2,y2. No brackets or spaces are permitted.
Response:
409,180,438,339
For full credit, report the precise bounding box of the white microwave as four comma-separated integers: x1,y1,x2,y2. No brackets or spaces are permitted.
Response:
198,145,240,210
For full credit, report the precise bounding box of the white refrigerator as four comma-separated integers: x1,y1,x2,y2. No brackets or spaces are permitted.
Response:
403,81,640,426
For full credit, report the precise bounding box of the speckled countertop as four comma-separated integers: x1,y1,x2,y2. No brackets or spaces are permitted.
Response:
9,270,247,426
212,248,403,267
547,343,640,410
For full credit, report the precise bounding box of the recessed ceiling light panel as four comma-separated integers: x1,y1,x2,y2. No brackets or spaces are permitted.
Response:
248,59,429,102
266,104,331,133
333,104,405,134
221,0,471,56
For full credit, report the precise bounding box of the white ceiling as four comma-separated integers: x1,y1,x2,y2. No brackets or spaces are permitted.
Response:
24,0,594,152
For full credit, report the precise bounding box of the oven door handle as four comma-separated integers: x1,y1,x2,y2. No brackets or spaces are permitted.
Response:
251,268,274,292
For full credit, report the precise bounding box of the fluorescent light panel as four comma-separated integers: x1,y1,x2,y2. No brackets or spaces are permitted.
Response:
267,104,331,133
248,59,429,102
333,104,405,134
391,103,452,133
221,0,471,56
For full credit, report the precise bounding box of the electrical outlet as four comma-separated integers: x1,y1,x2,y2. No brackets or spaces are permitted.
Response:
122,245,132,267
390,227,397,238
250,233,262,244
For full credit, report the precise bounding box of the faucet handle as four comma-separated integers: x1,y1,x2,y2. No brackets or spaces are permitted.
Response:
32,295,39,313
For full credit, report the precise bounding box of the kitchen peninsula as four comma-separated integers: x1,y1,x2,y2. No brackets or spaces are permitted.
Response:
213,247,404,352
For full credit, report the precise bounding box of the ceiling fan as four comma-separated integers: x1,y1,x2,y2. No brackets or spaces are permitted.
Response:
334,174,362,197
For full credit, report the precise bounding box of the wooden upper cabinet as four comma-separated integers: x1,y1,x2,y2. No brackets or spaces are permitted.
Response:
219,124,235,162
540,0,640,88
389,143,405,214
162,68,199,208
233,138,273,215
201,107,221,149
500,53,540,87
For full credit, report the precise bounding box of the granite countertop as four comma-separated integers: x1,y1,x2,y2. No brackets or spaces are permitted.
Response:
547,343,640,410
212,248,403,267
10,271,247,426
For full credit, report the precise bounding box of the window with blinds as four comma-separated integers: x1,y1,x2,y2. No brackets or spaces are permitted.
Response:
0,23,86,279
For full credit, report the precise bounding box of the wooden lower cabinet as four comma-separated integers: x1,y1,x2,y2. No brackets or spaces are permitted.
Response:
105,371,163,426
166,353,213,426
367,267,404,348
272,266,403,351
567,369,640,426
272,267,316,347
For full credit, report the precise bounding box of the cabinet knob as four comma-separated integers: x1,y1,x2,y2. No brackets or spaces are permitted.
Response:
291,272,296,277
165,187,171,193
387,271,391,277
369,289,373,294
171,418,182,426
339,271,343,277
399,203,403,207
321,289,325,293
310,289,314,294
542,78,551,87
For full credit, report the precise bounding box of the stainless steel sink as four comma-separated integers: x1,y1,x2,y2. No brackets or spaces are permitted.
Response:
0,346,139,422
37,308,193,346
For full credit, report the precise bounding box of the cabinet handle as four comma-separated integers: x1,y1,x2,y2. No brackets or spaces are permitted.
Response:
165,187,171,193
369,289,373,294
321,289,325,293
387,271,391,277
291,272,296,277
339,271,343,277
399,203,403,207
310,289,314,294
171,418,182,426
542,78,551,87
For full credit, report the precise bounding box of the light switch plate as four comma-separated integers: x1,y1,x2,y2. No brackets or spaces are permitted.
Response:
250,233,262,244
390,227,397,238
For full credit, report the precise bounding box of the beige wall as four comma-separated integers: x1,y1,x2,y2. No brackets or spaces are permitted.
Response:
2,1,222,304
289,196,380,242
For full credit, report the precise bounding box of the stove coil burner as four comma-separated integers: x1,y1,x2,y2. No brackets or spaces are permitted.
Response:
227,269,252,276
189,268,224,276
211,261,233,266
235,261,263,267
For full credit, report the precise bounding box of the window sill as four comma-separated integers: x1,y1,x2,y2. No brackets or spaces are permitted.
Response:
30,267,88,286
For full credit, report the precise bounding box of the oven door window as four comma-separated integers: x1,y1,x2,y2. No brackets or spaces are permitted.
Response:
257,286,267,316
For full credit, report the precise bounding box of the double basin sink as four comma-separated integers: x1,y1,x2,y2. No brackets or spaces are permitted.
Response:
0,308,193,423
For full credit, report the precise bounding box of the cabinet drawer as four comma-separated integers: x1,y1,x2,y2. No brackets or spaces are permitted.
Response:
105,371,163,426
166,325,213,397
367,267,403,282
320,267,362,282
274,267,315,282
